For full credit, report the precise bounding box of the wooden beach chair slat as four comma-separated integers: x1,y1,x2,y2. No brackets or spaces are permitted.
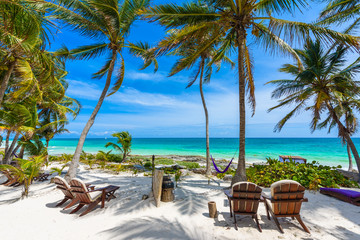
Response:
230,182,263,232
264,180,310,234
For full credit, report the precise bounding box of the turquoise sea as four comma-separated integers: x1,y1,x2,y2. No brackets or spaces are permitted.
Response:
48,138,359,168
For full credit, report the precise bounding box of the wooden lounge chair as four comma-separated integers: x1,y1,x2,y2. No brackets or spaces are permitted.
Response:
54,176,76,207
1,170,20,187
263,180,310,233
227,182,268,232
54,176,95,207
320,188,360,206
64,178,119,216
34,173,50,182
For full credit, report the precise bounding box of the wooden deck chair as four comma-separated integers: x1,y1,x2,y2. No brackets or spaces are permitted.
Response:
54,176,76,207
264,180,310,233
1,170,20,187
230,182,265,232
65,178,119,217
54,176,95,207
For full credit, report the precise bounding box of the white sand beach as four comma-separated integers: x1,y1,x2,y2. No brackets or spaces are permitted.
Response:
0,164,359,240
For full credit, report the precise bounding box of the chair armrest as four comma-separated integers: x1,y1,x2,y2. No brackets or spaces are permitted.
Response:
302,198,308,202
87,186,109,193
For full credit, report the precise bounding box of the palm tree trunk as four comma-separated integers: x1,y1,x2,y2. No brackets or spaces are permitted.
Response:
4,132,20,164
0,60,16,107
347,143,354,172
199,58,211,176
19,145,25,159
65,50,117,181
122,152,126,162
232,32,247,185
46,139,50,163
326,102,360,179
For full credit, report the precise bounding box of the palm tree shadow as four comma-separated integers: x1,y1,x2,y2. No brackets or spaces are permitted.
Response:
99,216,233,240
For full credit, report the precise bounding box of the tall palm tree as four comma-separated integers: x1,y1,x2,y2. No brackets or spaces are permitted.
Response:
140,0,360,184
51,0,150,180
268,40,360,176
105,131,132,162
160,30,234,176
317,96,360,171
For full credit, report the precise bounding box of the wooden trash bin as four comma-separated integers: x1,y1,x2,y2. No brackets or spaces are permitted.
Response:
161,176,175,202
208,201,218,218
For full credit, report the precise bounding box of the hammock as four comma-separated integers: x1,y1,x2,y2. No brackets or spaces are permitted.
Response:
211,155,234,173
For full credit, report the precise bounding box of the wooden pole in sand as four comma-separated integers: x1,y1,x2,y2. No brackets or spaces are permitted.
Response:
152,169,163,207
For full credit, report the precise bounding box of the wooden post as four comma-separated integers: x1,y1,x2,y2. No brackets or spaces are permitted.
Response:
152,155,155,176
208,201,218,218
151,155,155,192
152,169,163,207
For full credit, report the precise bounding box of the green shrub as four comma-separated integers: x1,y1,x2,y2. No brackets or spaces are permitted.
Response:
108,154,123,163
245,158,359,190
49,155,61,162
177,161,200,169
155,158,175,165
143,161,152,169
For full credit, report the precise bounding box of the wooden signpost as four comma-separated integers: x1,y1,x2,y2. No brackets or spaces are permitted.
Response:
152,169,164,207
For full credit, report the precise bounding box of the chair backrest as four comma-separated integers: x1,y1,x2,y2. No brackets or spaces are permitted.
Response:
231,182,262,214
69,178,91,203
54,176,74,199
270,180,306,215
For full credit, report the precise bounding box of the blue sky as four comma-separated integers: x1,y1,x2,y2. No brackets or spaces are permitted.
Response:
51,0,359,138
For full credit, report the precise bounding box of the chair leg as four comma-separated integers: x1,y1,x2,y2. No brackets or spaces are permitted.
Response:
253,214,262,232
228,197,233,217
70,204,85,214
264,201,271,220
63,198,79,210
80,199,101,217
233,214,238,231
273,216,284,233
295,215,310,233
56,197,69,207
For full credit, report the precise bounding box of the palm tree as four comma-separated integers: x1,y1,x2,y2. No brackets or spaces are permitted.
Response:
0,0,53,107
140,0,360,184
159,30,234,176
51,0,150,181
319,0,360,29
268,40,360,176
97,150,112,169
317,96,360,172
105,131,132,162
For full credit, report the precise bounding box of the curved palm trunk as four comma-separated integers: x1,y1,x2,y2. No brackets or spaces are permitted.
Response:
0,60,16,107
65,50,117,181
347,143,354,172
18,145,25,159
232,32,247,185
198,58,211,176
326,102,360,179
4,132,20,164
